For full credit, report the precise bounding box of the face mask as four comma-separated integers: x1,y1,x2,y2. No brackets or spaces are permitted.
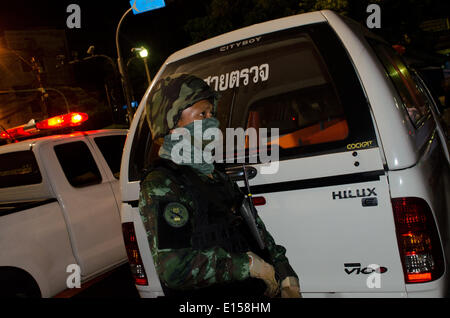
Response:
184,117,220,150
159,118,220,175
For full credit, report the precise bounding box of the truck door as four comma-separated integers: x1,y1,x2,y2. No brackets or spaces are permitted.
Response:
87,133,127,213
41,136,125,278
222,24,406,295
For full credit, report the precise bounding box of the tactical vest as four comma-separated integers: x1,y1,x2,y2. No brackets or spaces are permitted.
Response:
146,159,268,259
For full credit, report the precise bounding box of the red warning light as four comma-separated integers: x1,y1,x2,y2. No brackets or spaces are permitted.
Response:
1,112,89,140
36,112,88,130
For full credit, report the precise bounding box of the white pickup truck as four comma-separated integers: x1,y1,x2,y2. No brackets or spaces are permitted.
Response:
0,125,128,297
120,10,450,298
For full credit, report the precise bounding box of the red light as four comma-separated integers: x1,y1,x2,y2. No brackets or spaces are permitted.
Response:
36,112,88,130
1,112,89,141
0,125,35,140
49,116,64,127
122,222,148,286
392,44,406,55
135,278,148,285
252,196,266,206
70,113,86,125
392,197,444,284
407,273,432,283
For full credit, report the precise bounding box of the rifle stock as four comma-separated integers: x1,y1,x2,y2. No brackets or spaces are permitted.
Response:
240,164,266,250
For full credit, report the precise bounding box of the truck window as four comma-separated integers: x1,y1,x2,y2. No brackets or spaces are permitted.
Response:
54,141,102,187
0,151,42,188
129,23,377,180
245,71,348,151
369,40,431,128
128,112,153,182
94,135,126,179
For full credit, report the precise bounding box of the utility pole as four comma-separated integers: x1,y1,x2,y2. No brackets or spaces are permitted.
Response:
143,56,151,86
67,46,120,124
30,57,49,119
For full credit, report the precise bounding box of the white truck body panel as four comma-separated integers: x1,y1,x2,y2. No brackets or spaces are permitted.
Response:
40,136,125,277
0,202,77,297
235,152,405,293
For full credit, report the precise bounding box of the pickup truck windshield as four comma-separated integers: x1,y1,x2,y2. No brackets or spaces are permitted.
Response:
0,150,42,188
129,23,376,180
162,27,350,158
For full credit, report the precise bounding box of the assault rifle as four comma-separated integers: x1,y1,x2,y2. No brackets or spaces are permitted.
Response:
240,163,266,250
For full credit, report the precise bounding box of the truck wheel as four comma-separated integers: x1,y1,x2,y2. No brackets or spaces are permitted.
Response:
0,267,41,298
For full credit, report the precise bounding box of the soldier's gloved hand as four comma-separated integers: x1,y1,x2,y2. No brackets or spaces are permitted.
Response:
281,276,302,298
247,252,279,297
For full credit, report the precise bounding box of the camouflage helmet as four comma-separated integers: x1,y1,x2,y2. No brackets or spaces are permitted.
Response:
146,73,219,140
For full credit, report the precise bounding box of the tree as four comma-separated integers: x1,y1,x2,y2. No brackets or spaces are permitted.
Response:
183,0,449,56
183,0,379,43
184,0,301,44
298,0,350,15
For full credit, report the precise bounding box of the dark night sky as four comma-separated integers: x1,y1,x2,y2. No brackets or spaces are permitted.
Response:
0,0,208,72
1,0,448,128
2,0,449,67
1,0,449,78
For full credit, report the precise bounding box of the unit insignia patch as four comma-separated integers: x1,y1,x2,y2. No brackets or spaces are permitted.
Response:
163,202,189,228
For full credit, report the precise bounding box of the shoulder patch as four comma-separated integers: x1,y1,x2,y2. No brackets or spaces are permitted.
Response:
163,202,189,228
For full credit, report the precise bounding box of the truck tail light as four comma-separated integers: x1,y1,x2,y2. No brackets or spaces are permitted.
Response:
252,196,266,206
122,222,148,286
392,197,444,283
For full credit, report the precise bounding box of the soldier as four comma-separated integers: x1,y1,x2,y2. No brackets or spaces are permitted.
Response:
139,73,301,298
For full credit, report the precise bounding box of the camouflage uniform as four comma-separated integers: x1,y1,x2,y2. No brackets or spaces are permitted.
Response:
139,74,297,296
145,73,220,140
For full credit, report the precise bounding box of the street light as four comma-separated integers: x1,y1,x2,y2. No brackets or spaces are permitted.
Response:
138,48,148,58
116,7,134,124
131,47,152,86
116,2,165,123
